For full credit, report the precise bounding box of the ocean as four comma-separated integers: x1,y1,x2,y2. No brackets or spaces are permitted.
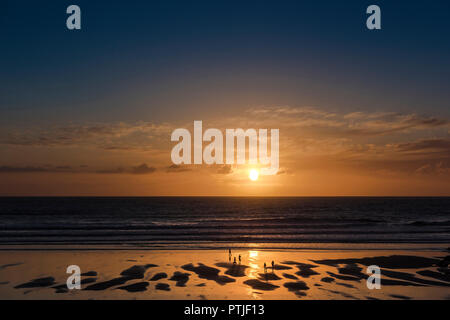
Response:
0,197,449,250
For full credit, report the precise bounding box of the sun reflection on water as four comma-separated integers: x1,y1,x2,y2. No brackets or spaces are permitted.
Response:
245,250,263,298
248,250,260,280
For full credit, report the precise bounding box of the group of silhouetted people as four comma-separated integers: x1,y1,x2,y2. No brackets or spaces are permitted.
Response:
264,261,275,273
228,249,274,272
228,249,241,264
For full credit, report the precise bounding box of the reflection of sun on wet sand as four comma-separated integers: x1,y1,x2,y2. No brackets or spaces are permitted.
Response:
0,248,449,300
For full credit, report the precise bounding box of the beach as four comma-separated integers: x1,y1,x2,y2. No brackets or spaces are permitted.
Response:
1,197,449,300
1,247,449,300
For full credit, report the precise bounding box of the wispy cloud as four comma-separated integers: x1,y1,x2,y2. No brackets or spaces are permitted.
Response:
0,163,157,175
130,163,156,174
244,106,449,137
95,167,126,174
1,107,447,149
216,165,233,175
1,106,449,178
415,162,450,175
0,166,49,173
95,163,157,175
0,122,173,151
166,164,192,173
391,138,450,155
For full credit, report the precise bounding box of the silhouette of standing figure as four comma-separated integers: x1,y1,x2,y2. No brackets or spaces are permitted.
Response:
228,249,231,261
238,255,241,264
264,262,267,273
271,260,274,272
233,257,237,264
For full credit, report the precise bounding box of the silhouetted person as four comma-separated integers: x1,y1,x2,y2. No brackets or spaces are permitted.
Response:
233,257,237,264
264,262,267,273
271,260,274,272
238,255,241,264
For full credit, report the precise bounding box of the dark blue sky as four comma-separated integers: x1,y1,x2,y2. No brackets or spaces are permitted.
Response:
1,0,449,126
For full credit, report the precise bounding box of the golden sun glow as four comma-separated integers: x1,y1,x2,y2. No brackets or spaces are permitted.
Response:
249,169,259,181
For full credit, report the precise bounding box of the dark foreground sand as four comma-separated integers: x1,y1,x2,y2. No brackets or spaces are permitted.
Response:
0,248,449,300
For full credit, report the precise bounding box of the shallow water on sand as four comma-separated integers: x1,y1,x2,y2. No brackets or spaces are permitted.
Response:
0,249,448,300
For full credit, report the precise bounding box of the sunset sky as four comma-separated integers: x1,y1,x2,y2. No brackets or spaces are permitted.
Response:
1,1,450,196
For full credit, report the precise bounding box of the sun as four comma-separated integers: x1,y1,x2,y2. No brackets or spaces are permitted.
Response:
249,169,259,181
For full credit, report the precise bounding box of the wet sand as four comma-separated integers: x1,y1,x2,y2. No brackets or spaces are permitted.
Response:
0,248,448,300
